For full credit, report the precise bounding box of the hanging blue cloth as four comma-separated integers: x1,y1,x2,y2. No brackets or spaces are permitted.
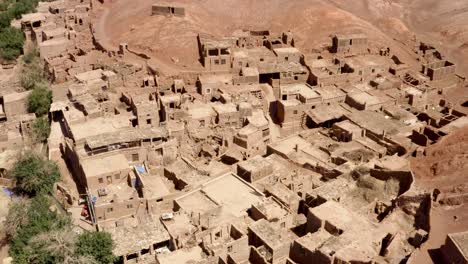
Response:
135,165,146,173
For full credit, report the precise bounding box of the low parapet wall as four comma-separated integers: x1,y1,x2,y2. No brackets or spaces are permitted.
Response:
152,5,185,17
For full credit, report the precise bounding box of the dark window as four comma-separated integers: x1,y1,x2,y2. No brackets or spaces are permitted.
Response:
132,153,139,162
98,178,103,183
208,49,219,56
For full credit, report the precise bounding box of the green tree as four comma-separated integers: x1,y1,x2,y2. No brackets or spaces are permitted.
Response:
0,27,24,61
27,230,97,264
11,151,60,196
0,12,13,28
2,198,29,240
32,116,50,143
9,195,70,263
76,232,116,264
27,84,52,116
20,60,45,90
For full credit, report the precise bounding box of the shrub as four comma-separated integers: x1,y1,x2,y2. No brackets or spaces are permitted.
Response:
32,116,50,142
76,232,116,264
0,27,24,61
20,60,45,90
22,46,38,64
3,198,29,240
27,84,52,116
9,195,70,263
11,151,60,196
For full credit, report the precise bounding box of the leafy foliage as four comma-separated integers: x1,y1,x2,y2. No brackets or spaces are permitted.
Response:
9,195,70,263
0,27,24,61
11,151,60,196
27,230,97,264
32,116,50,142
0,0,42,61
20,59,45,90
2,198,29,240
22,45,38,64
27,84,52,116
76,232,116,264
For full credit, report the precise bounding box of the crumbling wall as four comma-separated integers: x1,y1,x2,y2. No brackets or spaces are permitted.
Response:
396,192,432,232
370,169,414,196
152,5,185,17
290,240,333,264
441,235,468,264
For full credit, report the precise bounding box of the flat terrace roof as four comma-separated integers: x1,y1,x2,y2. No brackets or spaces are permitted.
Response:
249,219,293,249
314,86,346,100
108,218,170,257
273,47,301,55
212,103,238,115
69,116,131,143
175,173,264,218
346,55,391,68
75,69,103,83
345,110,407,137
347,91,382,106
3,91,31,103
258,62,306,75
156,246,204,264
334,120,362,134
268,135,310,156
81,153,129,178
440,116,468,135
86,127,167,149
198,74,233,85
282,83,321,99
448,231,468,259
237,155,272,173
21,13,46,23
187,103,217,120
176,190,219,215
306,103,350,124
334,33,367,40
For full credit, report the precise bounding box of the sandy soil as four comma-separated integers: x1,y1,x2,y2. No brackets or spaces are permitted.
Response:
92,0,422,73
410,126,468,263
328,0,468,76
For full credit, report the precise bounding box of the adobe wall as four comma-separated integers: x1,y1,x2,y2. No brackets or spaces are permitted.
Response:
152,5,185,17
94,195,141,222
290,240,332,264
396,192,432,232
369,169,414,196
441,236,468,264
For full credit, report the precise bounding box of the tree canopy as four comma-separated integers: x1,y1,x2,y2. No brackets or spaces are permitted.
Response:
0,0,43,61
0,27,24,61
9,195,70,263
32,116,50,143
27,84,52,116
11,151,60,196
75,232,116,264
